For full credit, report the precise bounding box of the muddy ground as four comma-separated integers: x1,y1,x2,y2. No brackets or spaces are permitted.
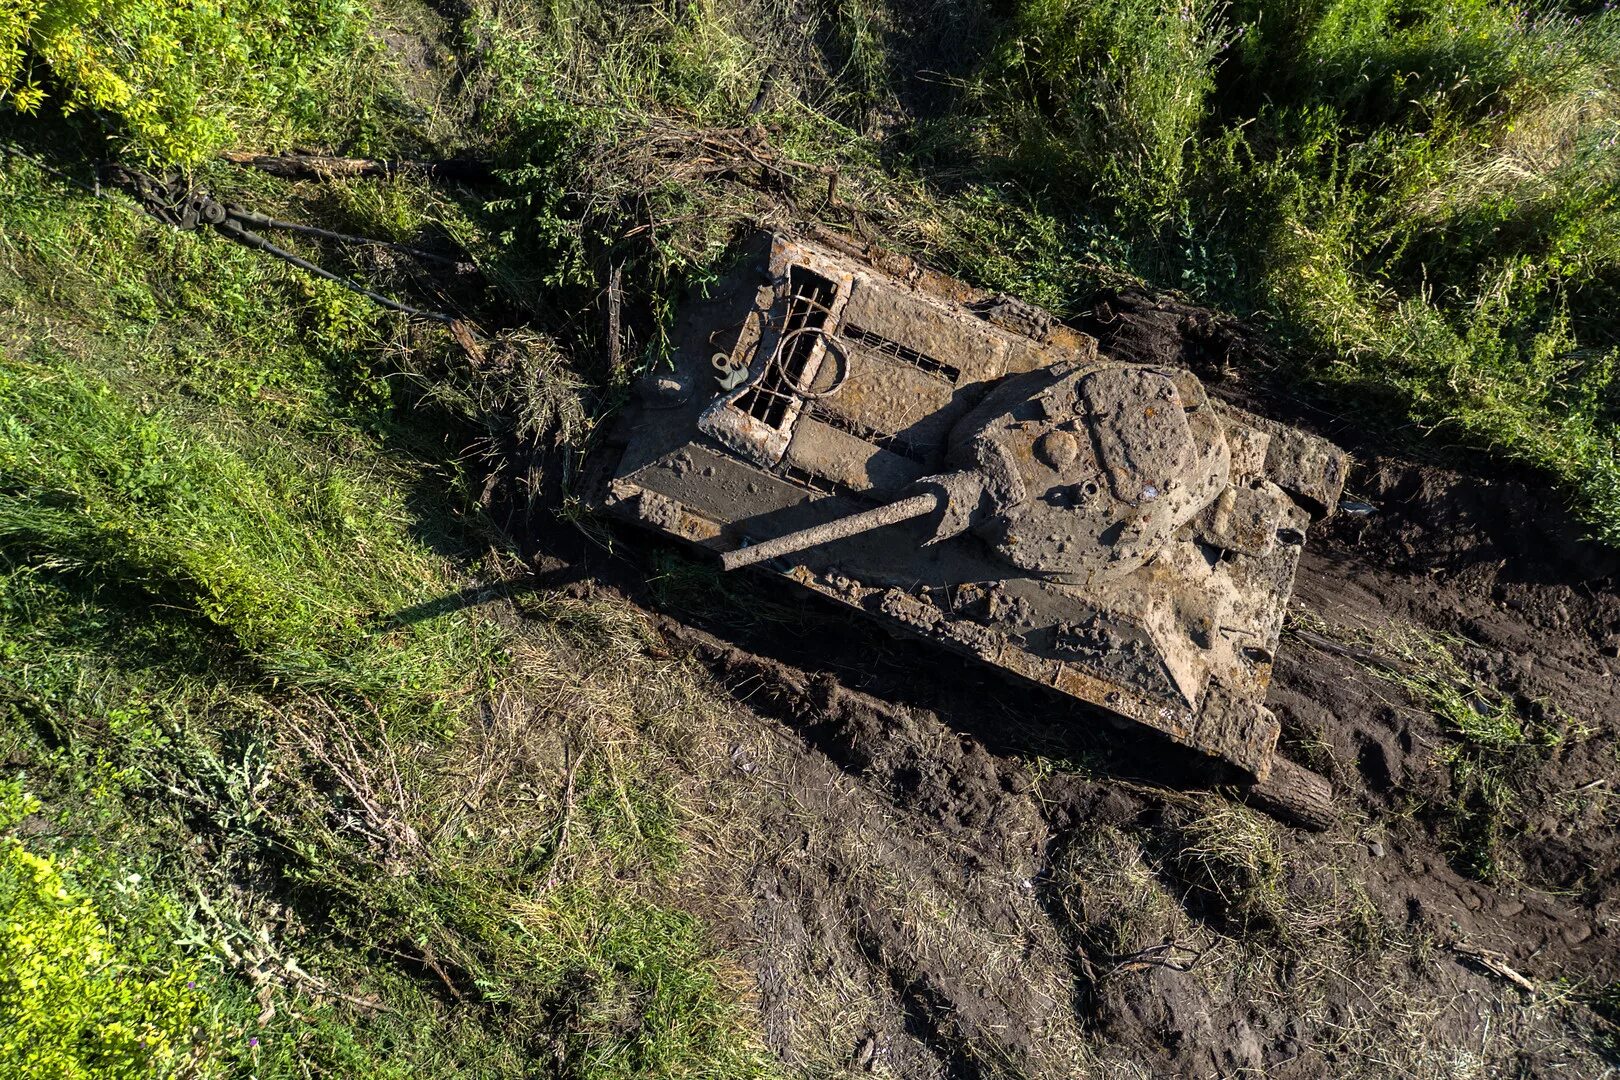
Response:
527,296,1620,1078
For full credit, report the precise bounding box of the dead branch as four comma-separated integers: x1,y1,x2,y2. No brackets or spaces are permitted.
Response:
1101,941,1206,980
545,738,587,890
285,701,429,866
1450,943,1538,994
448,319,488,366
221,152,496,183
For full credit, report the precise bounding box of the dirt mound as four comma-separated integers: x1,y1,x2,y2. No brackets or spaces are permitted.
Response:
1282,456,1620,952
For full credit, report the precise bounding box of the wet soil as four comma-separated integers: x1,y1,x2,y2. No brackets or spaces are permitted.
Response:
534,297,1620,1078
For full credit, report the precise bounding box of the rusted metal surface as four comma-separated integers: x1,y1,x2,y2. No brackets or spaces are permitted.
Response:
720,491,940,571
586,230,1349,795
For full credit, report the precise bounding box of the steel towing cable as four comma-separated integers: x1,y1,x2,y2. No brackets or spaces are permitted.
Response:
108,166,467,324
1,143,475,329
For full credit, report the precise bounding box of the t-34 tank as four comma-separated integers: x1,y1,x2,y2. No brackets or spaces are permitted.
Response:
588,231,1348,825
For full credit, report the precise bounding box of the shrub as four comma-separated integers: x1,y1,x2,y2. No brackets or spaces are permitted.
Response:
0,782,213,1078
0,0,370,163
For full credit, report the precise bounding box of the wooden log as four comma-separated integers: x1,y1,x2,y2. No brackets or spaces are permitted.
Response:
1245,756,1337,831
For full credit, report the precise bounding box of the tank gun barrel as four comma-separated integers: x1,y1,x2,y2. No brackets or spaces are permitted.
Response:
720,491,942,571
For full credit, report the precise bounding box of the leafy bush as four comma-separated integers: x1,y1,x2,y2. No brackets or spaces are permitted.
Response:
0,782,212,1078
0,0,372,163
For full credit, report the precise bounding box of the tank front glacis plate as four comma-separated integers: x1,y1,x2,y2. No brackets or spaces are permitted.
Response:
586,231,1347,781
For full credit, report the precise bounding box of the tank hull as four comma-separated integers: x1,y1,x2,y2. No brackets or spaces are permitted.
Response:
586,231,1347,786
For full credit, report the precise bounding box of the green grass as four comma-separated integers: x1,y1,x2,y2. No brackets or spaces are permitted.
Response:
0,147,774,1076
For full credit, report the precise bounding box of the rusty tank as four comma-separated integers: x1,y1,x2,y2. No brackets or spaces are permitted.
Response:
587,231,1348,825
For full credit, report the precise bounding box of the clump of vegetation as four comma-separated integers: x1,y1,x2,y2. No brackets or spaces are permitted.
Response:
1372,625,1564,753
1044,824,1191,972
0,0,388,163
1162,803,1290,934
1587,981,1620,1058
981,0,1227,209
1043,806,1382,1054
0,782,215,1078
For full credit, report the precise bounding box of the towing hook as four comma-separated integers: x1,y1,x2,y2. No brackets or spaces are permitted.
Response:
174,191,227,231
186,192,226,227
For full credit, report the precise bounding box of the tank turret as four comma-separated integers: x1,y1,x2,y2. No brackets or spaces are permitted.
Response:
722,361,1244,582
